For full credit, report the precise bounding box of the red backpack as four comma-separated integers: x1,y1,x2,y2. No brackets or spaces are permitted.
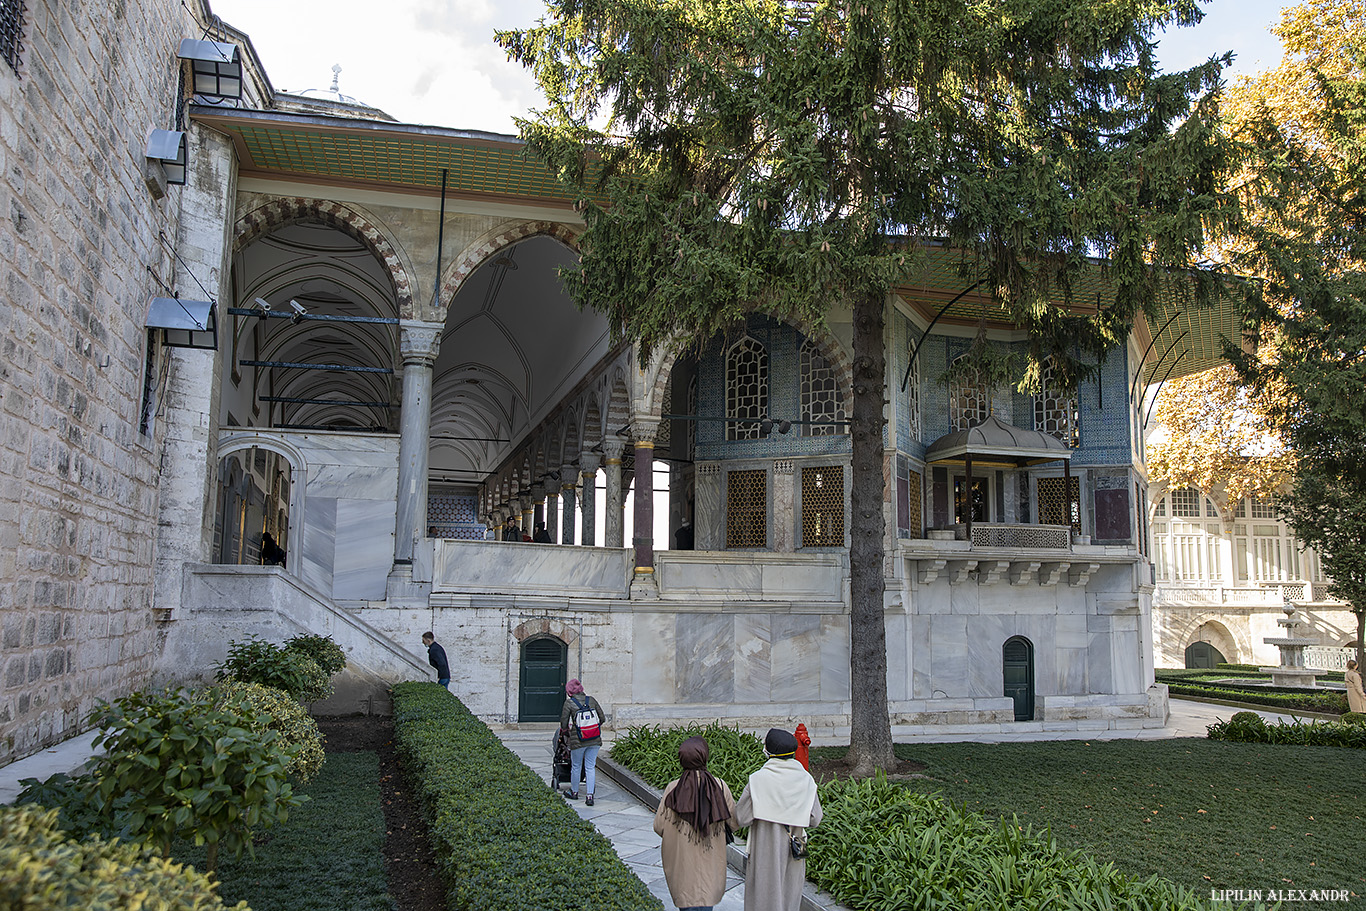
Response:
569,695,601,739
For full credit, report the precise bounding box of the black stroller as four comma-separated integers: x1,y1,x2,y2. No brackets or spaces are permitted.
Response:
550,727,574,790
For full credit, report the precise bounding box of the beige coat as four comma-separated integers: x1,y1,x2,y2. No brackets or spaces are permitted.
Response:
735,783,823,911
653,778,738,909
1346,668,1366,713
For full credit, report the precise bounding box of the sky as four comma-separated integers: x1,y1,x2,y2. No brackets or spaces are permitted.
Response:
209,0,1294,137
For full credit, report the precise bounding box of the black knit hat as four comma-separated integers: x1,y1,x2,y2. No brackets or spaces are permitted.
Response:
764,728,798,757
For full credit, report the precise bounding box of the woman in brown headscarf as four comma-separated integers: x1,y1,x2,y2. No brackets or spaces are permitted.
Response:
652,736,737,911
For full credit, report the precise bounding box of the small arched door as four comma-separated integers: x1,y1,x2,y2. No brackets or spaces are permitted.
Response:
1184,641,1227,669
1003,636,1035,721
519,637,568,722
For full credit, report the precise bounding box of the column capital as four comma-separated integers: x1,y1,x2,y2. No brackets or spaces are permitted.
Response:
602,439,627,462
629,419,660,445
530,484,547,502
398,320,443,367
507,497,523,514
578,454,601,475
560,463,582,484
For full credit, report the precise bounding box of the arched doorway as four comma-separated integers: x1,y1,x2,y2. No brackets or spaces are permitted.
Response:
1184,641,1227,669
1003,636,1035,721
519,636,568,722
214,447,293,567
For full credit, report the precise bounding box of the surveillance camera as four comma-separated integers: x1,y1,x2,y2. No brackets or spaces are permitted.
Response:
289,300,307,315
254,297,271,312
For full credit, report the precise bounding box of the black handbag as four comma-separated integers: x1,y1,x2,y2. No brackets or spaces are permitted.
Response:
788,825,808,859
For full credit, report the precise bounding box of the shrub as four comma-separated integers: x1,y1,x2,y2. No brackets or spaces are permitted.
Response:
1342,711,1366,726
90,687,301,872
809,777,1252,911
610,722,765,798
1207,715,1366,748
285,634,347,676
217,636,332,703
1165,681,1348,714
0,805,250,911
214,681,326,783
391,682,661,911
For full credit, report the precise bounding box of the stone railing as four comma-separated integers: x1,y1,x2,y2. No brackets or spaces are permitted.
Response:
1153,581,1340,607
1305,646,1355,672
968,523,1072,549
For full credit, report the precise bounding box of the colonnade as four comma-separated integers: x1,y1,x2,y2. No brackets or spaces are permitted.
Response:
388,321,661,577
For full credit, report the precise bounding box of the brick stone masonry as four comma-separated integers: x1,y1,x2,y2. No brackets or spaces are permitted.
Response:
0,0,210,762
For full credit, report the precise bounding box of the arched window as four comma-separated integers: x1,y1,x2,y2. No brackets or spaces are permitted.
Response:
800,339,846,436
949,354,989,432
1033,361,1079,446
726,337,768,441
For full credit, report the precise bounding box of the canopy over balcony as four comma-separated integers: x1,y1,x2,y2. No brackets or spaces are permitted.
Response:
925,414,1071,467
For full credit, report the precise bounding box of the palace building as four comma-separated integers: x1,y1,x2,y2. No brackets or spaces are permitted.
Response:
0,0,1238,762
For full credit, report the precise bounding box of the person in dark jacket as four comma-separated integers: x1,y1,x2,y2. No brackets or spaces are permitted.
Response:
421,632,450,689
533,521,552,543
260,531,286,567
559,678,605,805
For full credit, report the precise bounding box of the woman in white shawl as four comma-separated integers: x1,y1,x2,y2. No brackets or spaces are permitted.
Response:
734,728,822,911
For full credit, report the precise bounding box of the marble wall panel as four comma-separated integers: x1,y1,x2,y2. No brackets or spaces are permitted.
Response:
696,470,723,550
771,614,823,701
966,614,1008,696
306,465,398,498
757,561,845,601
819,615,851,700
301,498,336,595
1054,613,1090,650
1058,646,1088,694
910,615,933,698
733,615,773,702
676,613,736,703
659,560,763,598
1110,629,1143,693
434,541,631,598
1086,630,1113,693
773,469,795,552
948,581,982,615
928,616,969,696
333,499,397,600
884,613,910,701
633,612,677,703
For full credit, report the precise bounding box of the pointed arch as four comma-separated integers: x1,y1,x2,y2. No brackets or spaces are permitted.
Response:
434,221,580,317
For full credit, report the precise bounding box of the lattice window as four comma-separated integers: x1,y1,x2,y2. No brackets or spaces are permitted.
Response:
1038,477,1081,533
1250,496,1277,519
1,0,25,75
1170,487,1201,518
896,457,923,537
657,387,673,453
726,337,768,441
800,339,846,436
726,469,768,547
906,468,923,536
801,465,845,546
949,355,989,432
1033,361,1079,446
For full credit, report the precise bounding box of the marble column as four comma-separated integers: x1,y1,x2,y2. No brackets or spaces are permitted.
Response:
631,422,658,571
578,455,600,547
521,501,535,536
545,489,560,543
531,484,546,536
392,322,442,567
560,471,577,545
603,440,626,548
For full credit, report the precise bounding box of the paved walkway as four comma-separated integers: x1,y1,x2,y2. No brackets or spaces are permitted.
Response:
1,699,1309,910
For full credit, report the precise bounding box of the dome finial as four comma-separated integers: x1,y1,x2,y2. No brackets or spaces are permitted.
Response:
329,64,341,93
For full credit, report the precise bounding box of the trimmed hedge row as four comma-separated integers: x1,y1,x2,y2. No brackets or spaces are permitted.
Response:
1208,711,1366,748
390,683,661,911
1165,682,1347,714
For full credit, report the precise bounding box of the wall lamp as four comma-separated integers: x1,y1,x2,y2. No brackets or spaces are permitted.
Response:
145,129,187,186
178,39,243,101
146,297,218,350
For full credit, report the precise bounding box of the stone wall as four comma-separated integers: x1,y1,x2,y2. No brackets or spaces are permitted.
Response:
0,0,221,763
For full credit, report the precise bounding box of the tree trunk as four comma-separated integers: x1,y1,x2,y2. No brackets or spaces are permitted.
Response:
844,288,895,775
1356,607,1364,670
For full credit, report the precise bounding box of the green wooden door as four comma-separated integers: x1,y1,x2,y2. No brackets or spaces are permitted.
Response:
519,637,567,722
1003,636,1034,722
1184,641,1226,669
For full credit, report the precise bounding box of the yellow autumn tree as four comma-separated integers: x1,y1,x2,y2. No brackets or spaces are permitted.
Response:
1147,365,1294,510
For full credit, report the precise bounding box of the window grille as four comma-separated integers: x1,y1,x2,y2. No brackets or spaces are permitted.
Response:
1234,499,1246,518
686,375,697,459
1170,487,1201,517
800,339,846,436
726,337,768,441
949,355,989,432
1250,497,1276,519
896,458,923,537
1033,361,1079,446
1,0,25,75
801,466,845,547
657,387,673,453
726,469,768,547
1037,477,1080,533
1154,497,1166,517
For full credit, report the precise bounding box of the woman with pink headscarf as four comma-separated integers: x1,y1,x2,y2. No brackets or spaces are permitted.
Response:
559,678,605,805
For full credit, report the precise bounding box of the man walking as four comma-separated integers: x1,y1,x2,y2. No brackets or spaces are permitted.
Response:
422,632,450,689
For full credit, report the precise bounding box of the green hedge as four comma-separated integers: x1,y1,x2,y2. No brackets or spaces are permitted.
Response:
810,778,1259,911
610,722,764,798
390,683,661,911
1165,682,1347,714
1207,712,1366,748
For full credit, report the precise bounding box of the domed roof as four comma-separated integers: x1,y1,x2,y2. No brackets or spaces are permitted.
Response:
295,65,361,105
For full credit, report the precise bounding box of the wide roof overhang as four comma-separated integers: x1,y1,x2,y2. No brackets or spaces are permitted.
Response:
925,415,1072,468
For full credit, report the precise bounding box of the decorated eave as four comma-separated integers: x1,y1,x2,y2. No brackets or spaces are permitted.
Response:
925,415,1072,469
190,105,600,210
893,244,1240,386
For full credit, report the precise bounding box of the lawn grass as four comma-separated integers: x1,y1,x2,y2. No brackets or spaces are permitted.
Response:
173,751,394,911
808,738,1364,910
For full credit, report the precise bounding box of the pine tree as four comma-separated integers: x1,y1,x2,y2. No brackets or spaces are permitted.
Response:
500,0,1228,771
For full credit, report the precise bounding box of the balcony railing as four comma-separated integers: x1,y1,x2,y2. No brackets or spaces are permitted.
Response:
968,523,1072,549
